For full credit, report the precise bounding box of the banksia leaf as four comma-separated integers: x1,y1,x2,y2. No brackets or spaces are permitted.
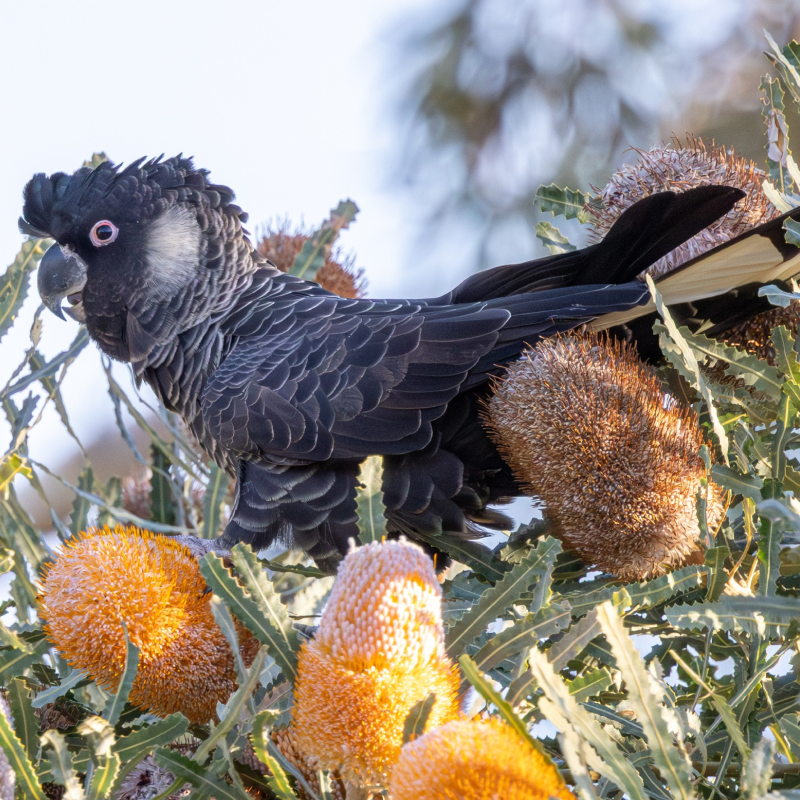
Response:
390,718,574,800
39,526,259,724
485,332,723,580
0,237,51,345
291,540,460,788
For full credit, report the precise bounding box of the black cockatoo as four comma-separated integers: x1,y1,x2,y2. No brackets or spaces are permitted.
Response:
21,157,800,570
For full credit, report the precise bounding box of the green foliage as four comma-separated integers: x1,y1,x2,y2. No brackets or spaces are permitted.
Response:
289,200,359,282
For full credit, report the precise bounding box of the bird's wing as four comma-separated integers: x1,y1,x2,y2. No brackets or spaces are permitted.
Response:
201,283,649,463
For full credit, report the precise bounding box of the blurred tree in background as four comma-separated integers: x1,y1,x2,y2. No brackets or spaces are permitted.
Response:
391,0,800,273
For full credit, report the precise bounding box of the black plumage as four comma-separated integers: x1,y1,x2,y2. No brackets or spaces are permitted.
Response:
21,157,800,570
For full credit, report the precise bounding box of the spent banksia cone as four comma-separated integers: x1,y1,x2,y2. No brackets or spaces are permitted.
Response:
390,718,574,800
39,525,259,724
485,333,724,580
588,137,798,364
291,540,461,789
257,219,367,299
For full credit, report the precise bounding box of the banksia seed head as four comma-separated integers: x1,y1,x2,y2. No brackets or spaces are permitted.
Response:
588,136,778,280
390,718,574,800
587,137,798,364
484,333,724,581
39,526,259,724
291,540,460,788
257,220,367,298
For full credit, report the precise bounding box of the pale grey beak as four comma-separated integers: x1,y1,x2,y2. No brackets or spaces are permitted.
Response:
37,244,88,322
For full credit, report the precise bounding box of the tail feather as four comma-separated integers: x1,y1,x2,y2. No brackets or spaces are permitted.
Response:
440,185,745,304
589,204,800,333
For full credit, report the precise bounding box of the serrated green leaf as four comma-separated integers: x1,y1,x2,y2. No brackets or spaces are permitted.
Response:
535,221,576,254
666,594,800,634
154,748,249,800
42,729,84,800
250,711,300,800
402,692,436,744
742,738,774,800
290,200,359,281
80,716,118,800
3,327,89,399
786,219,800,250
202,462,229,539
529,649,647,800
201,550,297,682
471,602,571,674
761,73,792,192
547,610,600,673
69,468,94,537
30,668,87,709
148,446,175,526
649,278,727,463
0,454,32,499
780,714,800,758
534,183,593,222
759,282,800,307
596,602,694,800
459,654,540,750
355,456,385,543
566,668,614,702
705,546,730,602
446,537,560,658
412,528,508,581
0,695,44,799
0,238,51,345
103,629,139,726
7,678,39,761
711,464,763,501
194,648,265,763
112,713,188,763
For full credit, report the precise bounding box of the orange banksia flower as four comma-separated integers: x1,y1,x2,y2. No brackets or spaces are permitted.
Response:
39,525,258,724
485,333,724,580
390,718,574,800
291,540,460,788
257,220,367,298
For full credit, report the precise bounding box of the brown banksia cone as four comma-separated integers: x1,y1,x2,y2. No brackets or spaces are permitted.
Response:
588,136,798,365
390,718,574,800
291,540,461,789
484,333,725,581
257,219,367,298
39,525,260,724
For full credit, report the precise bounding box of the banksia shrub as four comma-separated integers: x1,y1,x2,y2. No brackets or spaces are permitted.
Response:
291,540,460,788
39,526,259,724
484,333,724,580
257,219,367,298
390,718,574,800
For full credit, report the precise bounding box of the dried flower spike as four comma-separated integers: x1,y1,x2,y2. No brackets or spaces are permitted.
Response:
257,219,367,298
484,333,724,580
390,718,574,800
39,525,259,724
291,540,460,788
587,136,799,365
588,135,778,280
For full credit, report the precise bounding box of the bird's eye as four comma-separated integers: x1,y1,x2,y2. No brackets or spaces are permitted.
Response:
90,220,118,247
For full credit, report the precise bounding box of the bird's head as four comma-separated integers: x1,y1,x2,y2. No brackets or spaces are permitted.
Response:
21,156,255,365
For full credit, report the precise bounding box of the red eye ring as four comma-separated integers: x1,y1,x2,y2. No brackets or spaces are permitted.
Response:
90,220,118,247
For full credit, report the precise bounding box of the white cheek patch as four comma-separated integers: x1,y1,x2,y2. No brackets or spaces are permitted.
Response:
144,205,202,296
